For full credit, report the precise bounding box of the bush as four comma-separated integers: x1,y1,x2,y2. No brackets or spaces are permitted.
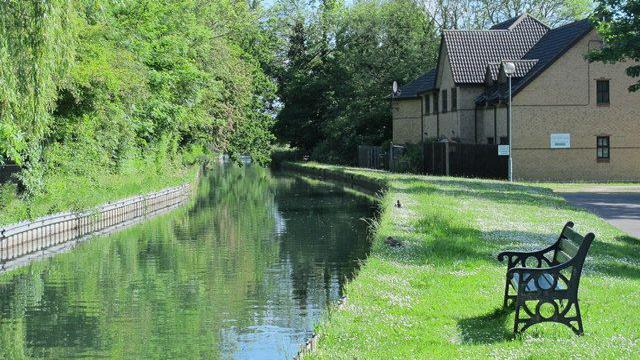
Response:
398,143,424,174
271,146,304,167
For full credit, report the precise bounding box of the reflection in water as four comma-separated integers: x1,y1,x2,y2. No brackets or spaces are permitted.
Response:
0,166,375,359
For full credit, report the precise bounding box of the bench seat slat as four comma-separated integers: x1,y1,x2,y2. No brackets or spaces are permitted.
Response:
559,238,580,257
562,227,584,247
555,249,573,264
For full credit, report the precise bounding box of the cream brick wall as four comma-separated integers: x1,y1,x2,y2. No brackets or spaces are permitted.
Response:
511,30,640,181
423,110,438,140
477,106,508,144
392,98,422,144
425,45,485,143
393,28,639,181
436,47,458,140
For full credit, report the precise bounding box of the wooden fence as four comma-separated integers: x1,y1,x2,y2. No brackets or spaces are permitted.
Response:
358,145,385,170
424,142,508,179
0,184,191,268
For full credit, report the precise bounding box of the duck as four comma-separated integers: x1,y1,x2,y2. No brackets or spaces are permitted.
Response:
385,236,403,247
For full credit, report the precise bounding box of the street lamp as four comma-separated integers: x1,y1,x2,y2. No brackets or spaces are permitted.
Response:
503,61,516,182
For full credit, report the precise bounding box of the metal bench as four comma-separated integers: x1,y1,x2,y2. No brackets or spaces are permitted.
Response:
498,222,595,335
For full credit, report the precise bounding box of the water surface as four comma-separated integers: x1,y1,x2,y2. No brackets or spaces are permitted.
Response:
0,166,375,359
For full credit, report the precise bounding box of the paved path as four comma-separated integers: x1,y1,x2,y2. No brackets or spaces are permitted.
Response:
560,188,640,238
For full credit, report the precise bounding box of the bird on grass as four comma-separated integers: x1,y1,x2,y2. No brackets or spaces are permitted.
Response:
385,236,403,247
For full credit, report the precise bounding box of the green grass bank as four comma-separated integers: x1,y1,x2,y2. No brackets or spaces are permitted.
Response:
0,159,199,226
285,162,640,359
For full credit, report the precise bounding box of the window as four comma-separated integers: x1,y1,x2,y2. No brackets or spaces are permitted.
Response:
441,89,448,113
597,80,610,106
500,136,509,145
424,94,430,114
451,88,457,111
487,137,494,145
433,92,439,114
597,136,610,160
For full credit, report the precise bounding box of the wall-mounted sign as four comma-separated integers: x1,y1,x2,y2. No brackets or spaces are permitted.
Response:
550,133,571,149
498,145,510,156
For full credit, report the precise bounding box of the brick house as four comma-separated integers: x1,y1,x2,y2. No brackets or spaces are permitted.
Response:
392,14,640,181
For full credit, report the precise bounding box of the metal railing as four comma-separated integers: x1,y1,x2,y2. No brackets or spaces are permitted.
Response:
0,184,191,267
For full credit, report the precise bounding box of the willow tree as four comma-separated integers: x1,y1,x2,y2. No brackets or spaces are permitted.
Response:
0,0,75,192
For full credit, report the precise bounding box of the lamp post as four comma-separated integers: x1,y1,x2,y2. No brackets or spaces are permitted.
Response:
503,62,516,182
391,81,399,170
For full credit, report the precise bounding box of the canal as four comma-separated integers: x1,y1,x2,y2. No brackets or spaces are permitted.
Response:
0,166,376,359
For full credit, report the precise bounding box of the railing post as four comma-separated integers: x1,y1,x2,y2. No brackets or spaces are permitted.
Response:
75,213,81,241
445,141,450,176
0,229,5,269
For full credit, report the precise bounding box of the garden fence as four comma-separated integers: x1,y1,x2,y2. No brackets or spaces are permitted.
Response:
424,142,508,179
358,145,385,170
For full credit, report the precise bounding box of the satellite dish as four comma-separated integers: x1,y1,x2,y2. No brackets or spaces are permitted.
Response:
392,81,398,95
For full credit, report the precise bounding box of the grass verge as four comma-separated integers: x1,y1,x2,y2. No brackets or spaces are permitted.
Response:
0,159,199,226
533,182,640,193
289,162,640,359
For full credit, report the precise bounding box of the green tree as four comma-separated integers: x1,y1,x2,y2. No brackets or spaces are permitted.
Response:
416,0,593,29
1,0,280,200
271,0,438,162
0,0,75,193
274,18,310,149
587,0,640,92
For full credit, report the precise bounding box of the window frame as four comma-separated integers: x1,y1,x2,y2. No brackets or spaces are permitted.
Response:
441,89,448,113
596,79,610,106
597,136,610,161
424,94,430,114
433,92,439,114
451,87,457,111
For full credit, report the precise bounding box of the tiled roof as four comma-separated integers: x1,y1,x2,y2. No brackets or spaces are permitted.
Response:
515,18,593,94
444,15,549,84
490,17,520,30
395,69,437,99
490,13,548,30
485,60,539,81
476,19,593,104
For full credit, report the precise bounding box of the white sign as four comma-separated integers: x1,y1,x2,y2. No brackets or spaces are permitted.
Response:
498,145,510,156
550,133,571,149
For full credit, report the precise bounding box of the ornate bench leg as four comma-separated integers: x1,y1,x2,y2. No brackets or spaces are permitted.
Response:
572,301,584,335
515,299,585,335
513,299,523,334
503,276,511,308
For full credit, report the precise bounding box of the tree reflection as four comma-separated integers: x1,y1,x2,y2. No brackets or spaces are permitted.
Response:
0,166,374,359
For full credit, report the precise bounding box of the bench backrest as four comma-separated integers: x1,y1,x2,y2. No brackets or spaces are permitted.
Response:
553,222,595,288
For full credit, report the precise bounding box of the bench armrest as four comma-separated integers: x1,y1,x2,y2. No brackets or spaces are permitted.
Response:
497,243,557,269
507,260,572,277
507,260,574,291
